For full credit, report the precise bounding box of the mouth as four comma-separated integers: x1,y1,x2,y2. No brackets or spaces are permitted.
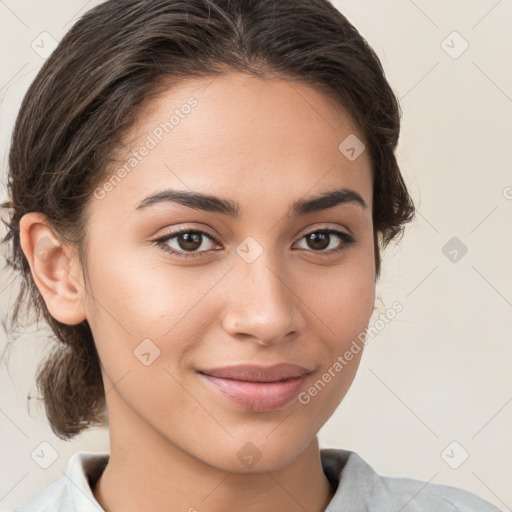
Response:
197,363,313,412
199,363,311,382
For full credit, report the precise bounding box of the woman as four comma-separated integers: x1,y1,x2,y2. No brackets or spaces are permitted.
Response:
1,0,501,510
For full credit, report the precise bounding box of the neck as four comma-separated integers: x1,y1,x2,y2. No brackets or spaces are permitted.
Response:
92,402,335,512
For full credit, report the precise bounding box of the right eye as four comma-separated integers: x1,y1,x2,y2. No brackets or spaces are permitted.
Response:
153,228,223,259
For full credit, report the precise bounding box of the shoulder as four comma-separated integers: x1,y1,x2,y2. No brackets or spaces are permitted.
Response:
10,477,74,512
10,451,109,512
321,448,503,512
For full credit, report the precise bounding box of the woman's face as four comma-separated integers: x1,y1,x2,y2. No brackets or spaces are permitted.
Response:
80,72,375,471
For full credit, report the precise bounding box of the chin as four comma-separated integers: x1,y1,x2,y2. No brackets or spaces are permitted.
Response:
198,432,316,474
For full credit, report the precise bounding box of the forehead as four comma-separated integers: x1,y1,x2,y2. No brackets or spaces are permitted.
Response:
89,72,372,219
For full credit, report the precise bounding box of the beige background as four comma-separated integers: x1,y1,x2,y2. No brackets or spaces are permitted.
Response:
1,0,511,510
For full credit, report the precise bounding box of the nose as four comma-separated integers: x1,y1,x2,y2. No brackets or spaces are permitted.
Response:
220,250,306,346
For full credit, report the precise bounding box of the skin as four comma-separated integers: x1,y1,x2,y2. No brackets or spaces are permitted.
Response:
19,72,376,512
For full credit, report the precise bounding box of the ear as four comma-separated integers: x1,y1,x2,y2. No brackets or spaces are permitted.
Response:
18,212,87,325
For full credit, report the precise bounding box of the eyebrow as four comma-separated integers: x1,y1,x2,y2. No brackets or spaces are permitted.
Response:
134,186,367,217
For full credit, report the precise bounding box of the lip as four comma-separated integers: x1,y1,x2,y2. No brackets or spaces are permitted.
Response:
198,364,312,412
200,363,312,382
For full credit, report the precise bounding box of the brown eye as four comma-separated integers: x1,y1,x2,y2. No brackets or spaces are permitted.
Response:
305,232,330,251
175,232,203,251
154,228,221,259
295,229,355,254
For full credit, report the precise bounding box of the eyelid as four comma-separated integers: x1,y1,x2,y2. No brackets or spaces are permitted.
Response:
151,226,220,259
152,223,355,260
153,226,221,247
154,223,352,244
293,223,353,243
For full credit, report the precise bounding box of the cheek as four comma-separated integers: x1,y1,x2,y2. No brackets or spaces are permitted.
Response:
293,266,374,436
82,244,199,390
84,236,215,338
316,272,374,324
302,252,375,345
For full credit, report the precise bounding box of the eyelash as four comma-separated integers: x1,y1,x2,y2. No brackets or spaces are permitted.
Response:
153,226,355,260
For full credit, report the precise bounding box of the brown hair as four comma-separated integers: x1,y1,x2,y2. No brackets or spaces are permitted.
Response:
0,0,414,440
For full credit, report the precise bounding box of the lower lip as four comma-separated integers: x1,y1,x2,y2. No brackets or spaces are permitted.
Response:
199,373,308,412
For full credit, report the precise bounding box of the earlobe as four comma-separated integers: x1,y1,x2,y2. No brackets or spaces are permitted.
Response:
18,212,87,325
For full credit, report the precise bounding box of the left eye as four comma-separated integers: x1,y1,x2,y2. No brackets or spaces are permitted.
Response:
153,227,355,259
295,229,355,253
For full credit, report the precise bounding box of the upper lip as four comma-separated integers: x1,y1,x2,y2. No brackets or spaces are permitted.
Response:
199,363,312,382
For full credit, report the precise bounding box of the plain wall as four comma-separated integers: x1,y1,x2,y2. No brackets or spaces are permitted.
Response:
1,1,511,510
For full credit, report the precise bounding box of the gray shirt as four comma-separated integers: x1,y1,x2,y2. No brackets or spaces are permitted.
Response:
10,449,502,511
